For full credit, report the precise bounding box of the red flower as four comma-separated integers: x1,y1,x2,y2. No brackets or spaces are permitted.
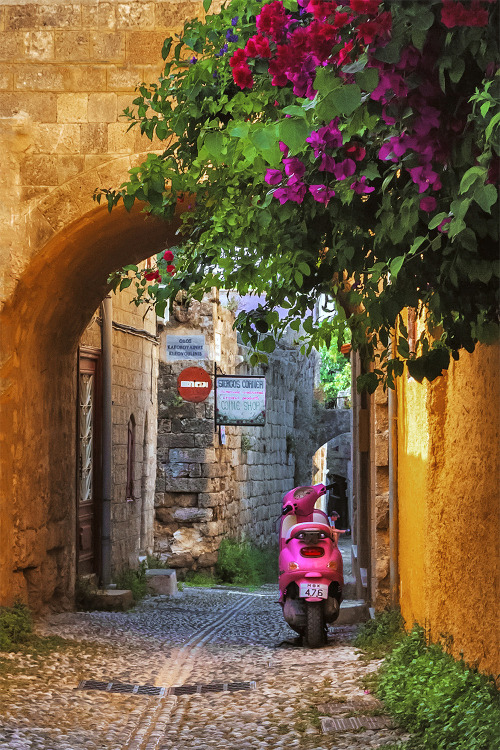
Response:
356,12,392,44
144,269,162,283
256,1,288,43
350,0,381,15
166,264,176,276
245,34,272,59
306,0,337,21
163,250,174,262
233,63,254,89
229,48,247,68
345,142,366,161
419,196,437,212
441,0,489,28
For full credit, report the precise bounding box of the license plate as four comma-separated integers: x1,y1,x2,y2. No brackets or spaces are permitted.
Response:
299,582,328,598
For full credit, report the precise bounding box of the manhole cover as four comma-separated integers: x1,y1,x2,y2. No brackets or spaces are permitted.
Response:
321,715,393,733
77,680,256,697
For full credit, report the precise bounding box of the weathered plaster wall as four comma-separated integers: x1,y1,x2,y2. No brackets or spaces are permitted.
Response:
397,343,500,676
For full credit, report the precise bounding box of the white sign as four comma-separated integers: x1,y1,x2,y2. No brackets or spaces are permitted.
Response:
166,335,206,361
215,376,266,426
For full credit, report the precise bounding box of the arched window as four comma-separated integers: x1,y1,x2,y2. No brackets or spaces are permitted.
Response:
126,414,136,501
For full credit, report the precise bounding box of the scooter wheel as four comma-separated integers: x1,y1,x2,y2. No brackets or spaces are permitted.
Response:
305,602,326,648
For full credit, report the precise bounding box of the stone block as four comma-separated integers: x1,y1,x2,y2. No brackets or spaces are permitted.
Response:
375,430,389,466
146,568,177,596
198,493,220,508
32,123,80,154
82,4,117,29
194,433,215,448
15,65,64,91
0,91,56,122
54,31,90,62
173,507,212,523
88,92,117,123
164,477,207,493
57,93,87,123
164,552,194,568
90,32,125,62
57,155,85,185
197,551,218,568
107,121,136,153
91,589,134,611
157,434,195,450
117,3,155,29
22,31,54,60
107,64,143,91
20,155,58,186
169,448,215,464
126,31,169,64
65,65,107,92
81,123,108,153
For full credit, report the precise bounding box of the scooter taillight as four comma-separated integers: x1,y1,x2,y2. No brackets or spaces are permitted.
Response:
299,546,324,558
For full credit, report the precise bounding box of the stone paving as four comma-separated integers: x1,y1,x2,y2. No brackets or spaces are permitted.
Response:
0,586,410,750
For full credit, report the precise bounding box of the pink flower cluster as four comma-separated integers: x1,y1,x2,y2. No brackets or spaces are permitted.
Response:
144,249,176,283
227,0,496,211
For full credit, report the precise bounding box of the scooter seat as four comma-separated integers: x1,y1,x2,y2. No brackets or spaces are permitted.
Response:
286,522,340,542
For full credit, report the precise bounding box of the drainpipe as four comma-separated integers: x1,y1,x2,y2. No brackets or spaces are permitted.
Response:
388,340,399,608
101,295,112,588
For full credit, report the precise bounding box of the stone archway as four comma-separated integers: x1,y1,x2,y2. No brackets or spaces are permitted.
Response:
0,173,185,609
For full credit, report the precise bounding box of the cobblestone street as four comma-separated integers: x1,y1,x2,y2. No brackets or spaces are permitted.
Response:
0,586,410,750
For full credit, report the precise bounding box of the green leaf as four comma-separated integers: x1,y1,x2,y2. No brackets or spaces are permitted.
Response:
278,118,310,153
313,67,342,98
298,262,311,276
428,212,448,230
390,256,405,278
326,84,361,116
119,277,133,291
474,184,497,213
409,236,427,255
122,264,138,273
281,105,307,118
294,270,304,287
203,0,212,11
459,166,486,194
355,67,379,93
449,57,465,84
161,38,173,61
203,131,225,160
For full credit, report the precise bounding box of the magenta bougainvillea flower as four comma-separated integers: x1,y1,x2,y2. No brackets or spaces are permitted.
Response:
419,196,437,212
309,184,336,204
265,169,283,185
350,176,375,194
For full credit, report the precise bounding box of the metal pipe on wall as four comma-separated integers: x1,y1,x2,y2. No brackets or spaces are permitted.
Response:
100,295,112,587
388,350,399,607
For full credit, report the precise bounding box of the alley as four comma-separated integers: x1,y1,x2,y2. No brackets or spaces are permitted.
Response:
0,587,410,750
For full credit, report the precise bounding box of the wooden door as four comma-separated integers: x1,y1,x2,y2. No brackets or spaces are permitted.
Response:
77,348,102,576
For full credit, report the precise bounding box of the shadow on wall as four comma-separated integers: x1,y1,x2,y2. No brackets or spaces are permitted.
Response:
0,202,182,610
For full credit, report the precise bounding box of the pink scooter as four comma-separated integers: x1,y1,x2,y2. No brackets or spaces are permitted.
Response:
279,483,345,648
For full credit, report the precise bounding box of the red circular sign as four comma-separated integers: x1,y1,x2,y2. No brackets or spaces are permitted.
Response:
177,367,212,403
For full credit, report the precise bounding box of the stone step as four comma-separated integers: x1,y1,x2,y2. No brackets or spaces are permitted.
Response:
146,568,178,596
91,589,134,611
334,599,370,626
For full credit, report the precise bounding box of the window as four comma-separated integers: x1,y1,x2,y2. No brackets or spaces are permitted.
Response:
126,415,136,501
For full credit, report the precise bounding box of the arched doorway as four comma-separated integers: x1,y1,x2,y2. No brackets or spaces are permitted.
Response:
0,198,183,610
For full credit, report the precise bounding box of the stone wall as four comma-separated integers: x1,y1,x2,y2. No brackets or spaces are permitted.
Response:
154,294,326,574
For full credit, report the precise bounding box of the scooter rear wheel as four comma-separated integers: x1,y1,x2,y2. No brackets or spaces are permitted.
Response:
305,602,326,648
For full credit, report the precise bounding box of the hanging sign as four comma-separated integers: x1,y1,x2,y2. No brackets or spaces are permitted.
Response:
215,376,266,426
166,334,206,361
177,367,212,402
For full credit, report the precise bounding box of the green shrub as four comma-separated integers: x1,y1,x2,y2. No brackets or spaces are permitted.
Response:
0,601,33,651
354,608,405,658
378,625,500,750
215,539,277,586
114,562,148,602
183,571,218,587
146,554,169,569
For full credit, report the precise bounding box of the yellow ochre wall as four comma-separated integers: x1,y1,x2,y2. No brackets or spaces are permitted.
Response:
397,343,500,676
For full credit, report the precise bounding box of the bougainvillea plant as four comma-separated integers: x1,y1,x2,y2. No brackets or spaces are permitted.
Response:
97,0,499,391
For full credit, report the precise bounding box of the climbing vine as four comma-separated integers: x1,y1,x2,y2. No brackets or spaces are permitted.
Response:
97,0,499,391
